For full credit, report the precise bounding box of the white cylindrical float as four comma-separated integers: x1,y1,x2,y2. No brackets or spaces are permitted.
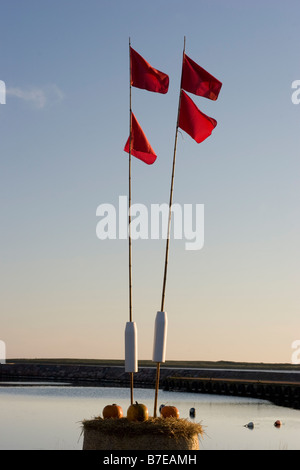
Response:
152,311,168,363
125,321,138,373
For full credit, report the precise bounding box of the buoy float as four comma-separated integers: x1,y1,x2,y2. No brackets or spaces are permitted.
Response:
245,422,254,429
159,404,165,413
125,321,138,373
160,405,180,419
152,311,168,363
102,404,123,419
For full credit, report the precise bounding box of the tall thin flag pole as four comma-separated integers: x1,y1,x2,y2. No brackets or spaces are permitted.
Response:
153,37,186,418
128,37,134,404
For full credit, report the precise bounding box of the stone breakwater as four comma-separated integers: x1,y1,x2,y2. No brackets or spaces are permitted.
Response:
0,363,158,387
1,363,299,409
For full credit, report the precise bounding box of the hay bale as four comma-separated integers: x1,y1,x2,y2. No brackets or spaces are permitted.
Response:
82,417,203,450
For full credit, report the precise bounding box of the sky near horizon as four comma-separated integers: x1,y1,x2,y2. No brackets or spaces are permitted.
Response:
0,0,299,364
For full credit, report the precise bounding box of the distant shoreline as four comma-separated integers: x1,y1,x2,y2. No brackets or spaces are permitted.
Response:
6,358,300,371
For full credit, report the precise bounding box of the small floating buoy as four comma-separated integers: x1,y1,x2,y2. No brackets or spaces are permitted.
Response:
245,422,254,430
189,407,196,418
274,420,282,427
159,404,165,413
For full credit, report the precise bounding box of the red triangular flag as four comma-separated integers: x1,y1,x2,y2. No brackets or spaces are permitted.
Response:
178,90,217,143
124,113,157,165
182,53,222,101
130,47,169,94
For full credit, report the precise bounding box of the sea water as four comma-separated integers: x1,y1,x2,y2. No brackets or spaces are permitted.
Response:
0,384,299,450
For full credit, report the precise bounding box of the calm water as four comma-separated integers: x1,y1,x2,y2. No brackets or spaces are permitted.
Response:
0,383,300,450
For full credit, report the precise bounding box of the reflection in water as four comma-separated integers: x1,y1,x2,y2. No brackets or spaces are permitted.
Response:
0,385,299,450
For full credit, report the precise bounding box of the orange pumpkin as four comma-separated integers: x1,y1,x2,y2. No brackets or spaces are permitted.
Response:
102,403,123,419
160,405,179,419
127,401,149,422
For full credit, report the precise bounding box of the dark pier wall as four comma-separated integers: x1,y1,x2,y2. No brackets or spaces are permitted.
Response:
1,363,299,410
0,363,158,388
164,376,300,410
162,368,300,410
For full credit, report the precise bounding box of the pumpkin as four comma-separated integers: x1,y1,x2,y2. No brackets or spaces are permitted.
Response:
160,405,180,419
102,403,123,419
127,401,149,422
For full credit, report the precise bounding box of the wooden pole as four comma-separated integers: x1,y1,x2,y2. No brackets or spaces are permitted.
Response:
128,37,134,404
153,362,160,418
128,37,133,325
153,37,186,418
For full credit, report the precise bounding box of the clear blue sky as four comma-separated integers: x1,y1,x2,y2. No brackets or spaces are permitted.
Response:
1,0,299,363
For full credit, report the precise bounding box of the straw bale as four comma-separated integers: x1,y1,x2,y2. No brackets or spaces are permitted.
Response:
82,417,203,450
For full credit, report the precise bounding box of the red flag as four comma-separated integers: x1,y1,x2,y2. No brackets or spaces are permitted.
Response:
182,53,222,101
130,47,169,94
178,90,217,143
124,113,157,165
